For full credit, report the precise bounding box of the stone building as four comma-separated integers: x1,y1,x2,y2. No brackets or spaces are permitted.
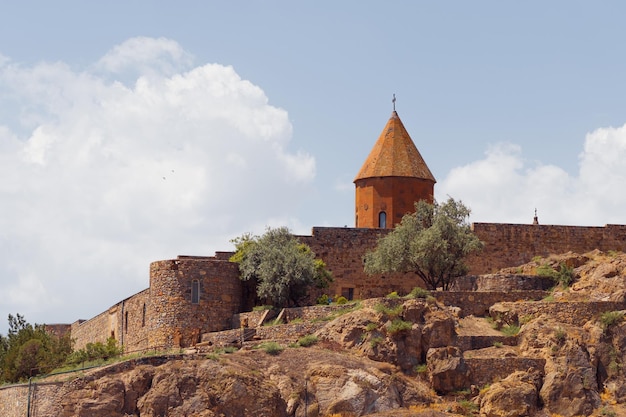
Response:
66,107,626,353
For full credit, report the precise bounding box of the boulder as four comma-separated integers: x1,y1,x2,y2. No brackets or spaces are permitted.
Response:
479,370,541,417
426,346,469,394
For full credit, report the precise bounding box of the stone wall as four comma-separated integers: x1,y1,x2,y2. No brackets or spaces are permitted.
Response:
0,382,64,417
71,307,118,351
491,300,626,327
300,223,626,300
434,291,547,317
466,357,546,387
0,384,29,417
71,289,150,352
300,227,424,301
148,256,241,349
468,223,626,274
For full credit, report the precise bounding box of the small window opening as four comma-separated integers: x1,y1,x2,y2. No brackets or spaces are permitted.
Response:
125,311,129,333
378,211,387,228
142,303,146,327
191,280,200,304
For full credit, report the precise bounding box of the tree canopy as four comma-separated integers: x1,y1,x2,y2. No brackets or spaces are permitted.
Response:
230,227,332,307
0,314,72,383
364,198,483,290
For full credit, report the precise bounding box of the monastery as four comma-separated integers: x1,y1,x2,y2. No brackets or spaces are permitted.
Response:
66,106,626,353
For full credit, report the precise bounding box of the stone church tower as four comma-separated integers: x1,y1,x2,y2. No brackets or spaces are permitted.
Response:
354,108,436,229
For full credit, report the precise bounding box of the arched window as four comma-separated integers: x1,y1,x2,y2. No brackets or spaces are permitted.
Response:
191,280,200,304
378,211,387,229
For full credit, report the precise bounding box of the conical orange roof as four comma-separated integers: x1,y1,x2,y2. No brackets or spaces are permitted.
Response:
354,111,436,182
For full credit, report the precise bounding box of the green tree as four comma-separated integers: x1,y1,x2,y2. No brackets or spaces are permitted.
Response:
231,227,332,307
364,198,483,290
0,314,72,382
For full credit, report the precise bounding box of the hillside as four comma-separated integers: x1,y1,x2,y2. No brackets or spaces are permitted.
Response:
4,250,626,417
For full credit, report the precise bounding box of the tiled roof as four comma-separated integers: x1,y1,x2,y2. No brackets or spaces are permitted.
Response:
354,111,436,182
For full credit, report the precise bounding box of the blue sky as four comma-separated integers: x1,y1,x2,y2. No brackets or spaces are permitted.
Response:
2,1,626,333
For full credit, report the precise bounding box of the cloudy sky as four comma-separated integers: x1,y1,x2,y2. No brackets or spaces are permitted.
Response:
2,1,626,333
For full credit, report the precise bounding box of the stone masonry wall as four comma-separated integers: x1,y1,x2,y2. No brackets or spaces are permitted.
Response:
434,291,547,317
300,227,424,301
71,307,118,351
71,289,150,352
148,257,241,349
468,223,626,274
0,382,64,417
301,224,626,300
491,300,626,327
465,357,546,387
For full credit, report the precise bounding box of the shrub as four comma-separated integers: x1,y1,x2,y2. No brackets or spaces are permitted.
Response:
537,262,574,287
260,342,284,355
297,334,318,347
373,303,403,318
316,294,330,305
405,287,431,299
253,305,273,311
554,326,566,343
493,341,503,348
600,311,625,330
501,325,520,336
536,263,556,278
365,322,378,332
555,263,574,287
386,291,400,299
415,363,428,374
335,296,348,305
370,336,384,348
66,337,122,365
387,318,412,334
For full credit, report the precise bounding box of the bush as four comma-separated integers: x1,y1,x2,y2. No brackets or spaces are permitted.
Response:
537,262,574,287
297,334,318,347
386,291,400,299
373,303,403,318
335,296,348,305
414,363,428,374
260,342,284,355
601,311,625,330
370,336,384,348
252,305,273,311
536,263,556,278
501,325,520,336
405,287,431,299
365,322,378,332
316,294,330,305
387,318,412,334
66,337,122,365
554,327,566,343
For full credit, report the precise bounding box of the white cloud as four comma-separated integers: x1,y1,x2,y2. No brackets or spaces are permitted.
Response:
438,127,626,226
0,37,315,332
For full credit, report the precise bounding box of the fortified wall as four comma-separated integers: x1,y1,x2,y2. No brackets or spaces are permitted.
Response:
68,222,626,353
468,223,626,273
303,223,626,300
